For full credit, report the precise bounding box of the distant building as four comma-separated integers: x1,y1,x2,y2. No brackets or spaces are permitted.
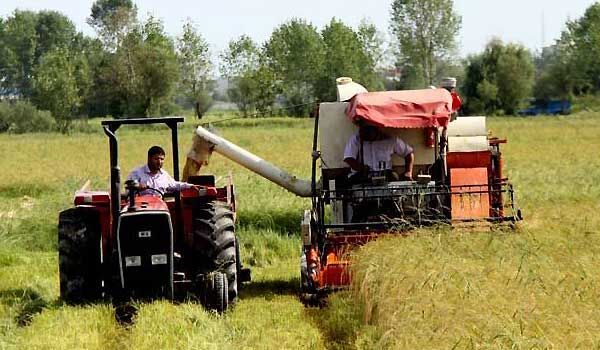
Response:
0,87,21,101
383,67,403,83
214,77,229,98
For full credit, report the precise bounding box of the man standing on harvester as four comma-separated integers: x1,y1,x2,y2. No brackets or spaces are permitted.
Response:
343,123,415,183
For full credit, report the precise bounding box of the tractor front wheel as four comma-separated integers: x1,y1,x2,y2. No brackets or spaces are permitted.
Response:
201,272,228,313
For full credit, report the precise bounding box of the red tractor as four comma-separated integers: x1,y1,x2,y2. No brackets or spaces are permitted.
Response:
58,117,250,313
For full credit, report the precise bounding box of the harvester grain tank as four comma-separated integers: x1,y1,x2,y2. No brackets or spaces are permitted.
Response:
188,79,522,303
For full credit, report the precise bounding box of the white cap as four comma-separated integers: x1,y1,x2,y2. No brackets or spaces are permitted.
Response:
336,77,368,101
440,77,457,88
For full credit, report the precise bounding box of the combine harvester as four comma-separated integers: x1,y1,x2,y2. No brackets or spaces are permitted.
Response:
186,78,522,304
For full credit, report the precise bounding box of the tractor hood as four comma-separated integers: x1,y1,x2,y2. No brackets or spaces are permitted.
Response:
346,89,453,129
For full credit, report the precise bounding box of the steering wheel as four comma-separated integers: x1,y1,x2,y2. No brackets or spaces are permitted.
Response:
141,187,164,197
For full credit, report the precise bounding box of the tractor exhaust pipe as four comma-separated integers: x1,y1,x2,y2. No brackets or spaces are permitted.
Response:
194,126,313,197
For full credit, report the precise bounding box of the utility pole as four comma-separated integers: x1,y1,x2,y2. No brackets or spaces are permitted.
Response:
541,11,546,49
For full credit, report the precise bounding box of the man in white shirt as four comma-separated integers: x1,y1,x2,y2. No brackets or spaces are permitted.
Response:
343,124,414,182
127,145,195,196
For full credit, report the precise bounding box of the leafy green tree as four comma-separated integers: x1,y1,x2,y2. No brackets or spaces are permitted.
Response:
0,10,79,98
220,35,279,117
462,39,534,115
265,19,325,116
0,18,16,95
176,20,213,118
1,11,39,97
70,34,106,116
317,19,364,101
566,3,600,92
536,3,600,98
316,19,383,102
220,35,259,78
249,55,279,115
34,11,78,61
390,0,461,86
86,0,138,117
357,20,385,91
91,16,178,117
220,35,261,116
125,16,179,116
32,48,83,133
358,20,383,68
533,44,576,100
37,13,94,116
88,0,137,50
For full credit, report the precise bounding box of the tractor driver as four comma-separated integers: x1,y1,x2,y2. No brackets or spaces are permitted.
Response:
343,123,414,183
127,145,196,196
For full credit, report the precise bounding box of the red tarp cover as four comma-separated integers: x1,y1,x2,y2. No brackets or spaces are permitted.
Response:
346,89,453,128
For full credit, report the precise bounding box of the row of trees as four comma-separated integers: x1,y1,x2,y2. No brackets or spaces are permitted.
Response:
456,2,600,115
221,0,600,117
462,40,535,115
0,0,384,127
220,19,382,117
1,0,599,133
0,0,213,131
534,3,600,100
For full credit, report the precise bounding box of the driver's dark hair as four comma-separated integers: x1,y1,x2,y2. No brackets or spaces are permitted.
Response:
148,145,165,157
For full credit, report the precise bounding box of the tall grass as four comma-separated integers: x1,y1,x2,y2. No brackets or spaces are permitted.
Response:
1,113,598,349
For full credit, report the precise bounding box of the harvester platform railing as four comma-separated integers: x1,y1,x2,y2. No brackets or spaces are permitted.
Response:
320,216,518,232
325,185,514,200
315,181,521,234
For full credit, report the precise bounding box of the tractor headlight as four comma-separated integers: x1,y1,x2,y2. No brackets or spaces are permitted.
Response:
151,254,168,265
125,256,141,267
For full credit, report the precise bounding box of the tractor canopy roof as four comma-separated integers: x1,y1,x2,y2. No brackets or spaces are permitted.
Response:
346,89,453,129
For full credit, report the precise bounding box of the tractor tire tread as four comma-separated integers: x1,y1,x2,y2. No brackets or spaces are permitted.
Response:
192,201,238,304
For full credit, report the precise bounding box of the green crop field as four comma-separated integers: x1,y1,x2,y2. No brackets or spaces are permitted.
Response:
1,113,599,349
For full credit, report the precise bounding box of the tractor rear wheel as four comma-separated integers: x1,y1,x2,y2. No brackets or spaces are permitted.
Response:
193,201,238,304
58,207,102,304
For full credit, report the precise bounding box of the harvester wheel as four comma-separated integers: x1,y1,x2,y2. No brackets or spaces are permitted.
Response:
300,253,310,292
300,252,322,307
58,207,102,304
193,201,238,304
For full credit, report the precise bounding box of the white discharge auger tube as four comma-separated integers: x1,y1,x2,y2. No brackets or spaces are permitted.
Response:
195,126,313,197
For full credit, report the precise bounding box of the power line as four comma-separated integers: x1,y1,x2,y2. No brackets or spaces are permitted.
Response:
200,100,317,126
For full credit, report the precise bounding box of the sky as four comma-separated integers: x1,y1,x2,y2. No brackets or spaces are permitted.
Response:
1,0,596,58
